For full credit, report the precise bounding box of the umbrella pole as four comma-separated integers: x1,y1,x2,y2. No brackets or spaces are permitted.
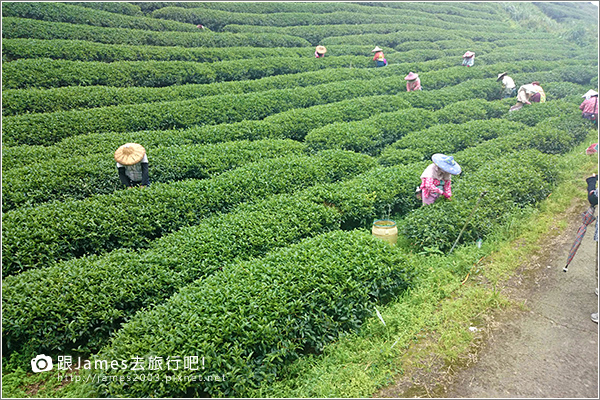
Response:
448,191,487,255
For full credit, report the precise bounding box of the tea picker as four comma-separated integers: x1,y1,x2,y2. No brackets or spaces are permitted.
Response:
462,51,475,67
511,81,546,111
416,154,461,205
580,89,598,124
497,72,516,98
372,46,387,67
114,143,149,189
405,72,422,92
315,45,327,58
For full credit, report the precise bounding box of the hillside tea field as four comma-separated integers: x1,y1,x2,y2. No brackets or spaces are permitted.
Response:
2,1,598,398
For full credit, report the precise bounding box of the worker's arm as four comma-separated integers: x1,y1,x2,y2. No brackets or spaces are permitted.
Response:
421,177,444,197
141,162,150,186
442,180,452,199
117,167,131,187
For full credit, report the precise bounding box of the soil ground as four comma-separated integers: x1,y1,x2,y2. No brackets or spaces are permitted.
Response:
378,200,599,398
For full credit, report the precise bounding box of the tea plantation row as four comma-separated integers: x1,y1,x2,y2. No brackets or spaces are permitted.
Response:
1,79,590,211
134,1,502,20
6,80,581,208
3,97,582,270
2,149,375,276
6,59,595,147
133,1,502,18
1,17,311,48
2,102,591,365
1,139,307,210
1,1,199,32
7,58,584,116
4,44,590,90
4,106,589,396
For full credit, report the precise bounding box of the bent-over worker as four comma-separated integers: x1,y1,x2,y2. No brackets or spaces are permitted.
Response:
405,72,422,92
418,154,462,205
580,89,598,124
372,46,387,67
512,82,546,111
462,51,475,67
497,72,516,98
315,45,327,58
114,143,149,189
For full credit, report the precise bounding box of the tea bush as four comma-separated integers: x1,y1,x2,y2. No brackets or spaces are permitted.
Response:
4,58,590,116
2,150,376,276
1,17,311,48
137,1,502,19
91,230,414,397
320,30,557,48
68,1,142,16
433,99,509,124
1,139,306,210
401,150,559,251
379,119,527,166
4,72,511,147
2,76,414,146
305,108,437,155
505,100,583,126
2,95,410,170
1,56,377,90
1,39,375,63
0,2,198,32
151,6,498,32
2,66,395,116
222,23,511,46
2,194,343,359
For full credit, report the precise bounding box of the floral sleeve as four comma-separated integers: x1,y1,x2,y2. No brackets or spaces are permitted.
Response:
443,180,452,199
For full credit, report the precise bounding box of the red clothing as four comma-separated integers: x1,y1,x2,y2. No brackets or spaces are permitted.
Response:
406,78,421,92
373,51,384,61
421,177,451,199
580,97,598,114
420,163,452,204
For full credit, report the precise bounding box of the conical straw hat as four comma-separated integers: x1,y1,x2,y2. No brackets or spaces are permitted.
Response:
496,72,508,81
432,153,461,175
114,143,146,166
372,46,382,52
316,45,327,54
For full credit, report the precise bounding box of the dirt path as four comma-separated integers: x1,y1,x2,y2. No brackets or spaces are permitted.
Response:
441,205,599,398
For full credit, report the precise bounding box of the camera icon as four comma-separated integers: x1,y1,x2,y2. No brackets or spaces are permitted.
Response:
31,354,53,373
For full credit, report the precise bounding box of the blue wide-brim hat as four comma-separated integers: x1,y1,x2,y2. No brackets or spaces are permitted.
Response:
432,153,461,175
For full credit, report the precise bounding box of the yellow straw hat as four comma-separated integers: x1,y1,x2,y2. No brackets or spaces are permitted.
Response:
114,143,146,165
316,45,327,54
